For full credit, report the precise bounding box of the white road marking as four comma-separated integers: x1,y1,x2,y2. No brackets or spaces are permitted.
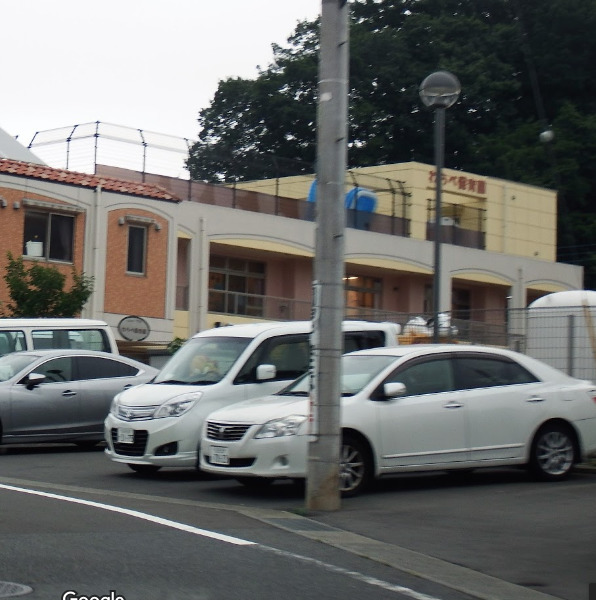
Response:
0,482,445,600
260,544,444,600
0,482,254,546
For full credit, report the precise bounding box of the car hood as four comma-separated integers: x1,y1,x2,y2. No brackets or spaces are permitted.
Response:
116,382,206,405
207,394,309,424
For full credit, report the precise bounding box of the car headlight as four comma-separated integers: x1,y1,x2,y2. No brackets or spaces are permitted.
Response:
254,415,307,439
152,392,203,418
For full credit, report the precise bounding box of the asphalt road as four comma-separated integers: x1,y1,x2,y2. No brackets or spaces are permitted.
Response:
0,443,594,600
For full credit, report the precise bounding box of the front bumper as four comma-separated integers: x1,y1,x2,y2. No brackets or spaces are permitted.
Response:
104,413,201,469
200,432,310,479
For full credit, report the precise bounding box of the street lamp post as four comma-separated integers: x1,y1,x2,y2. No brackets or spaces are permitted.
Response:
419,71,461,343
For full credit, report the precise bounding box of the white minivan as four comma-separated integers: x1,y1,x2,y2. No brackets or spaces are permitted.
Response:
104,320,400,473
0,318,119,356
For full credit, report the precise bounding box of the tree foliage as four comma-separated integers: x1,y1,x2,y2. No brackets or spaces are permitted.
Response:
2,253,94,318
187,0,596,287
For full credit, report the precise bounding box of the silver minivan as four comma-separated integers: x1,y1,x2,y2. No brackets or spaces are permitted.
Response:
104,320,400,473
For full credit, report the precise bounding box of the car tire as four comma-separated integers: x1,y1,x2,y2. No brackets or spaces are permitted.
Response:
127,463,162,474
340,434,372,497
530,423,576,481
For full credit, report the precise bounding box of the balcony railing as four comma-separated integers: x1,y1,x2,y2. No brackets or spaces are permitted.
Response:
425,222,486,250
180,293,596,381
208,290,313,321
96,166,413,240
205,291,514,345
426,201,486,250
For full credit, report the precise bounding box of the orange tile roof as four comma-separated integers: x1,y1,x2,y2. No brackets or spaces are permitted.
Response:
0,158,181,202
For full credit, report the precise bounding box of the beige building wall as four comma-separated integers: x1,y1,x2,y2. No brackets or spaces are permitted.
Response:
234,162,558,262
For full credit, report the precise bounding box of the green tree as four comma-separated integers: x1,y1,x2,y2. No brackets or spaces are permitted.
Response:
2,252,94,317
186,0,596,287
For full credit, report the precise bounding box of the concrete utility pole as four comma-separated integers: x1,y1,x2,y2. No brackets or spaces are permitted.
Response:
306,0,349,512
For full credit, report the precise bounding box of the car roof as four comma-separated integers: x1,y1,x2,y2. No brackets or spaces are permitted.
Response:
4,349,147,363
0,318,108,327
192,320,399,339
346,344,519,359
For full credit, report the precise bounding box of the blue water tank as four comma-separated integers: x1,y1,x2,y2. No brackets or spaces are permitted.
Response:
345,187,377,212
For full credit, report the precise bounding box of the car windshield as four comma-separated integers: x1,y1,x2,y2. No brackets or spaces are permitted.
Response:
0,353,40,382
154,336,251,385
280,353,397,397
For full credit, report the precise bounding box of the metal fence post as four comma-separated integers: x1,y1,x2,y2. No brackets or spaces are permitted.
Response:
567,314,575,376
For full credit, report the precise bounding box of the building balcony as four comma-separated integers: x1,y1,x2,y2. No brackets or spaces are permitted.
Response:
425,221,486,250
426,202,486,250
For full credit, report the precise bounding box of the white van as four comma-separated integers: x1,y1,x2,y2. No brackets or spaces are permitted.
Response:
0,318,119,356
104,319,400,473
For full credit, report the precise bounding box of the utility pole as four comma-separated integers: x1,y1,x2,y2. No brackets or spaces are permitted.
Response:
306,0,349,512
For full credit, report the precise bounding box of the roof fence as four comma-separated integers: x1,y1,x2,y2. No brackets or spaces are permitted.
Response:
28,121,194,180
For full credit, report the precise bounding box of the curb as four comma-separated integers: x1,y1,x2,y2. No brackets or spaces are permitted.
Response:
0,476,573,600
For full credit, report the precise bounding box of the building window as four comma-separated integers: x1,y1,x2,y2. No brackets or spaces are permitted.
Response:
176,238,190,310
208,256,266,316
345,275,381,315
127,225,147,274
452,288,471,320
23,211,74,262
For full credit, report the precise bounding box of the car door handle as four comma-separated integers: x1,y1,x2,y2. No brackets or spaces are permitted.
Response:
62,390,77,397
444,401,463,409
526,395,545,403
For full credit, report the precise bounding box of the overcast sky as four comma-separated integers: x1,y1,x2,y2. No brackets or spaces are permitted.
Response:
4,1,321,145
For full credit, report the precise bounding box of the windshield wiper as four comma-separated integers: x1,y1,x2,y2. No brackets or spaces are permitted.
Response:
280,390,309,396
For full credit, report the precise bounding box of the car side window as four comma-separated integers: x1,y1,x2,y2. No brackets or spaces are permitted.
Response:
32,330,72,350
32,357,74,383
387,357,453,396
235,335,310,383
68,329,112,352
453,355,539,390
31,329,111,352
0,330,26,355
75,356,139,380
344,331,385,352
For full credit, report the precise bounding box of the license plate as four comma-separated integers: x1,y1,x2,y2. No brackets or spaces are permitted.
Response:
117,427,134,444
210,445,230,465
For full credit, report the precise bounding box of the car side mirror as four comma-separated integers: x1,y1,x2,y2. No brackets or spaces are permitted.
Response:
384,381,406,398
256,364,276,381
25,372,46,390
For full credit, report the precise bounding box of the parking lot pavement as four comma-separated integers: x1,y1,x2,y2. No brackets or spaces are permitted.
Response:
1,446,594,600
199,464,596,600
279,467,596,600
240,508,563,600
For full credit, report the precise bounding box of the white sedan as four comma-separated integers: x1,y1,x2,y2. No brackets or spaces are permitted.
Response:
200,344,596,496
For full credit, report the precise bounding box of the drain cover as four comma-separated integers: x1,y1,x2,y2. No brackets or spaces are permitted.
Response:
0,582,32,598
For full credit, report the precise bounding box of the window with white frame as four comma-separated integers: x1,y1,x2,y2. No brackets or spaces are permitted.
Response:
23,210,74,263
208,256,266,316
127,225,147,274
